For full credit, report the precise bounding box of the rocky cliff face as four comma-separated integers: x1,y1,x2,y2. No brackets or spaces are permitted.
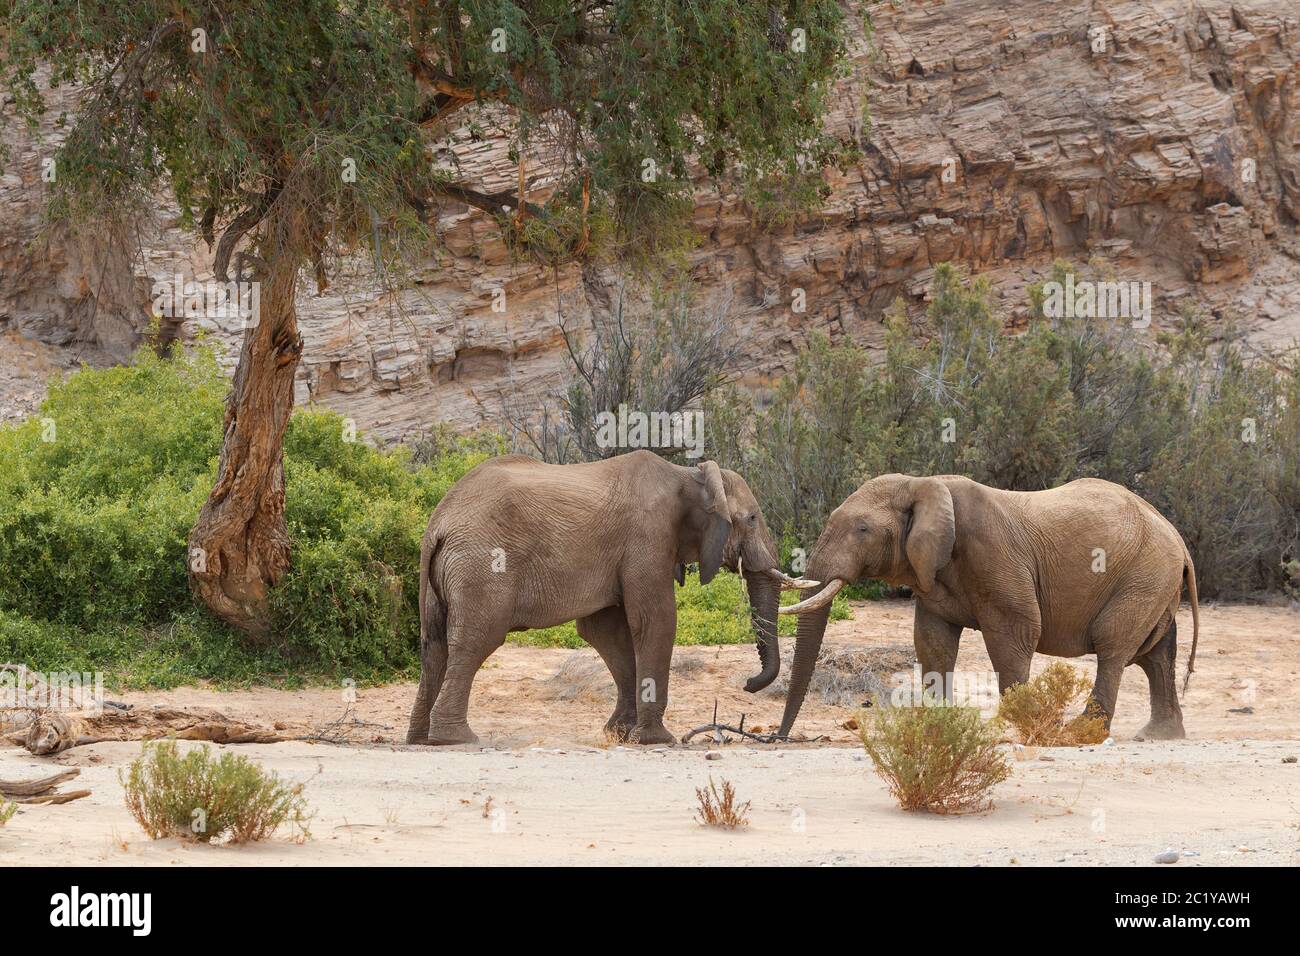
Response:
2,0,1297,435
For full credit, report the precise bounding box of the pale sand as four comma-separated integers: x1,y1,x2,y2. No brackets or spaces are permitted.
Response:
2,601,1297,865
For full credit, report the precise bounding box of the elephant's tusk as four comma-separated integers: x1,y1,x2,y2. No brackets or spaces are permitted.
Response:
777,579,845,615
765,567,821,590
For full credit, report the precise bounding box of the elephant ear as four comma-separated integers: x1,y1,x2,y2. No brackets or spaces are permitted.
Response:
904,478,955,594
696,461,732,585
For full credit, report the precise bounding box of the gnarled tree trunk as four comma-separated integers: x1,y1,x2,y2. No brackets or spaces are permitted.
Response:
187,223,303,636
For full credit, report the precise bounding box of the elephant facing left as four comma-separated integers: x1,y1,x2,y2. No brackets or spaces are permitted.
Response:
405,450,813,746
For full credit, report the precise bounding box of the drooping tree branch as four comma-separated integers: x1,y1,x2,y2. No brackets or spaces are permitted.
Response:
426,182,544,219
213,182,283,282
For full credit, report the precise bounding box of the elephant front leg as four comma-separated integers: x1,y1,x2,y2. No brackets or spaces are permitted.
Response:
624,586,677,745
981,610,1040,696
576,606,638,741
913,603,962,704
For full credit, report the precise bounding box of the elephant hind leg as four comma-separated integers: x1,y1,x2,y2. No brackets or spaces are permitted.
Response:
576,606,637,741
405,635,448,745
1134,619,1186,740
427,617,507,746
1084,597,1168,733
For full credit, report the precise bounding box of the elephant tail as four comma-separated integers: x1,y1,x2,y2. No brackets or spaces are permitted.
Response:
1180,549,1200,696
420,531,448,652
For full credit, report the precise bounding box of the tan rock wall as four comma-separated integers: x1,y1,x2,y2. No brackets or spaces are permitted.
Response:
2,0,1296,435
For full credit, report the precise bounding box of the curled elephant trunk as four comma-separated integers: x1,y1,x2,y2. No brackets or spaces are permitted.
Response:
742,568,782,693
775,595,833,738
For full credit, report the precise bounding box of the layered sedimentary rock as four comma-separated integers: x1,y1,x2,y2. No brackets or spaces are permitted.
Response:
1,0,1297,435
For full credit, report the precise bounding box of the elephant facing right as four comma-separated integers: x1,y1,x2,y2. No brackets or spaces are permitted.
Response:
772,474,1201,740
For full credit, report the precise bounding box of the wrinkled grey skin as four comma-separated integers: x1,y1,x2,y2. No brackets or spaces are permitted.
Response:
778,474,1200,740
405,451,785,746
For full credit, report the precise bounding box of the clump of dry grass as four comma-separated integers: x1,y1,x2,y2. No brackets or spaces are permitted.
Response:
537,653,615,703
694,777,751,829
768,644,916,706
997,662,1109,746
0,800,15,827
858,699,1011,814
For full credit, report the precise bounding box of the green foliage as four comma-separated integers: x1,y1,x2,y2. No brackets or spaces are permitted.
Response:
857,699,1011,814
1,1,851,277
997,662,1108,747
0,344,487,682
0,347,222,628
0,800,15,827
120,739,311,844
0,608,313,690
709,261,1300,598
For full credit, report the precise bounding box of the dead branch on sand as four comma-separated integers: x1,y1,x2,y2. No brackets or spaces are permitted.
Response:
0,767,90,804
681,701,825,745
295,704,392,745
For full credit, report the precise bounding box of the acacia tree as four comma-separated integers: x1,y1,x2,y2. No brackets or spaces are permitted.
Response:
0,0,849,634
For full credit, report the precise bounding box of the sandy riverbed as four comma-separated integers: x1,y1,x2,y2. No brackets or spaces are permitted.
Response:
2,600,1296,865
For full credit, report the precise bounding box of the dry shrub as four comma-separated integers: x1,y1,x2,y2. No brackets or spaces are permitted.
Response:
537,653,614,703
120,739,311,845
858,700,1011,814
694,777,751,829
768,644,916,706
0,800,15,827
997,662,1108,746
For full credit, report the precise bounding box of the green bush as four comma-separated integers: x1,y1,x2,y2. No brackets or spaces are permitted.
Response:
120,739,311,844
0,607,313,689
709,261,1300,598
0,800,15,828
0,344,488,681
858,699,1011,813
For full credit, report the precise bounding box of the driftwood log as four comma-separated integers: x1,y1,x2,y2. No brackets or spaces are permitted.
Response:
0,767,90,804
4,706,286,755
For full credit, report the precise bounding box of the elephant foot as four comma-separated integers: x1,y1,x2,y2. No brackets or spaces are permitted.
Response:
426,721,480,746
629,721,677,746
603,712,636,743
1136,717,1185,740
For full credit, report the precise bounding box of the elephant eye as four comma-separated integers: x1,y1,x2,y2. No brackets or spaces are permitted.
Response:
747,514,757,525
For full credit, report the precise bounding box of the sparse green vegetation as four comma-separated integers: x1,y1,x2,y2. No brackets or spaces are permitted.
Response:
120,739,311,844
